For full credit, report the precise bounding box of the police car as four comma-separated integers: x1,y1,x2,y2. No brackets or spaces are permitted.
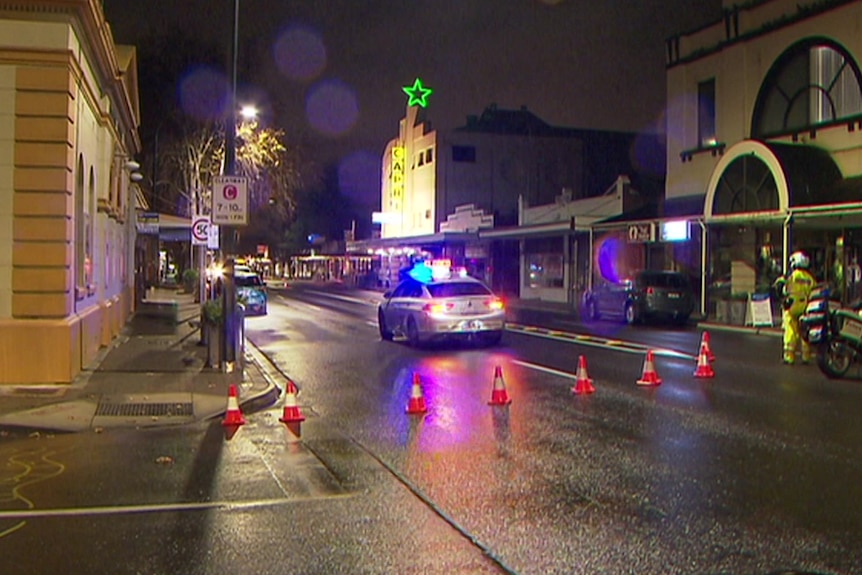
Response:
377,261,505,346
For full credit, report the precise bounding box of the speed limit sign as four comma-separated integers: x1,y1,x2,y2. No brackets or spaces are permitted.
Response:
192,216,210,246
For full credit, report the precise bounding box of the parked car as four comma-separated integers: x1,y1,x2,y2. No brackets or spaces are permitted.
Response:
378,267,505,346
264,276,289,289
583,270,694,325
235,272,268,316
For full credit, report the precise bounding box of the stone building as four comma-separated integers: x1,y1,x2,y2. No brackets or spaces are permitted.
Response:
0,0,140,384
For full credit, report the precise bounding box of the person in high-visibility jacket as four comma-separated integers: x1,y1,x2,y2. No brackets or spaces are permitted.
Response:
773,251,817,364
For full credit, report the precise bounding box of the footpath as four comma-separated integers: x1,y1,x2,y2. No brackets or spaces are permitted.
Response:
0,288,282,432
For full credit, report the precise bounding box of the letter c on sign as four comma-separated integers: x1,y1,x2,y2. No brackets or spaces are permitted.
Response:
223,185,238,200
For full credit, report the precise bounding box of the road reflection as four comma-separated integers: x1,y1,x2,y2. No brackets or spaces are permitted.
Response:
388,350,520,455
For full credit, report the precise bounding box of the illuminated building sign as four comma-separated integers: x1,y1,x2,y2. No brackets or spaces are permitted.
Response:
390,145,405,212
402,78,433,108
661,220,691,242
627,223,655,243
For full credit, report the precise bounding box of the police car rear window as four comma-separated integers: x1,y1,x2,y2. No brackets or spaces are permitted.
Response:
427,282,491,298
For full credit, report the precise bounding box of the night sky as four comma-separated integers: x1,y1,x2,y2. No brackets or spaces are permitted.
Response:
103,0,723,208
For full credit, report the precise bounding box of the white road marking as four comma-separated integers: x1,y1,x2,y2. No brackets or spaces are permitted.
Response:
307,290,379,306
511,359,576,380
0,493,356,520
504,324,696,361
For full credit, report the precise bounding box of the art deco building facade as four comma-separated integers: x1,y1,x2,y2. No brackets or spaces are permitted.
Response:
0,0,140,384
368,102,648,301
666,0,862,318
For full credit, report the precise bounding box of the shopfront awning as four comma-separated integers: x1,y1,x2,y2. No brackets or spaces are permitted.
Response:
346,232,479,253
157,214,192,229
791,201,862,229
478,218,577,240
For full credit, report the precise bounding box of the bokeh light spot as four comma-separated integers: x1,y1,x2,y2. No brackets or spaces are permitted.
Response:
595,235,624,283
306,79,359,137
273,24,327,82
338,151,379,199
178,66,229,121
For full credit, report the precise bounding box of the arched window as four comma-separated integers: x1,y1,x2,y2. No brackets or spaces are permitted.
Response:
86,166,95,290
751,38,862,137
713,155,779,215
75,155,85,296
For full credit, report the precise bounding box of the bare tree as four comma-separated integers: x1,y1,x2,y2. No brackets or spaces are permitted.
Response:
162,119,302,222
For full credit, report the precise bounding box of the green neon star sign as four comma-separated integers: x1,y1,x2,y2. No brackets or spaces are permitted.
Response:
402,77,433,108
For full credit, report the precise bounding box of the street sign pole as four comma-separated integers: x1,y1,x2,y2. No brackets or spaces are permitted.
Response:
211,174,249,370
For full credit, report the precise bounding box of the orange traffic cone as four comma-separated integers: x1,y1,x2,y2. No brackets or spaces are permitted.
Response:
279,381,306,424
694,342,715,378
572,355,596,395
406,372,428,414
488,366,512,406
222,384,245,438
636,350,663,386
700,331,716,362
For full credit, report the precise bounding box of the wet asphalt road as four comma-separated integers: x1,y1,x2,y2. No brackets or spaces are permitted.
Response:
1,283,861,574
252,285,862,574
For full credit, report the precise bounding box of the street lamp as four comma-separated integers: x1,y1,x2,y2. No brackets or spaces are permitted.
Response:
240,104,258,122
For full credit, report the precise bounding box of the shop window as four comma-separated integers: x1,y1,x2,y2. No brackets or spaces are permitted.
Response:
524,237,563,289
708,225,782,300
752,38,862,137
452,145,476,163
526,254,563,288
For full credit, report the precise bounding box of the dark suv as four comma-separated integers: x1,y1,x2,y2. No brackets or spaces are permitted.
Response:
583,270,695,325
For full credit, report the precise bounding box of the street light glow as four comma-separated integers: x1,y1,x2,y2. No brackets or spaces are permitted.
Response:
240,104,258,120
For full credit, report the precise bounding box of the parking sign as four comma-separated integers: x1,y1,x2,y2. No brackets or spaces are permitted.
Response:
212,175,249,225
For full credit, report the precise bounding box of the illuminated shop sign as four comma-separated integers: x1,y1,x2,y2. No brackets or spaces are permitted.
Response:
627,223,655,243
661,220,691,242
372,211,401,224
390,145,405,211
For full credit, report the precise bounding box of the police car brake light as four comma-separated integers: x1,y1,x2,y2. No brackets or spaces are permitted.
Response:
423,301,452,315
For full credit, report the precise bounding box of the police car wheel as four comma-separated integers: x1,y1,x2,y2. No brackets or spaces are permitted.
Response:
406,317,420,347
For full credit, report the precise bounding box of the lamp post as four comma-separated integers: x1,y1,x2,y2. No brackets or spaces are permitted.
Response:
221,0,241,370
126,160,147,304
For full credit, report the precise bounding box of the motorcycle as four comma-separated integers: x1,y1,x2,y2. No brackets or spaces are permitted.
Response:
800,284,862,378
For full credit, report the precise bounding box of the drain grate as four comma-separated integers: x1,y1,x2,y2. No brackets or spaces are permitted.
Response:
95,402,194,417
